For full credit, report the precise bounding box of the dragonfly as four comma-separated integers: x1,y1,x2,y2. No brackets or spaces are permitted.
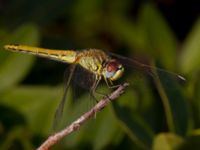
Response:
3,44,185,126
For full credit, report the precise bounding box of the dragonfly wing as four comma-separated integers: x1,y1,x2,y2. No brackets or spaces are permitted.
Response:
73,65,96,91
72,65,99,105
53,64,76,129
108,52,185,81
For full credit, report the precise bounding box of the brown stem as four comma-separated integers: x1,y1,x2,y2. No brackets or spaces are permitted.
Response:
37,83,129,150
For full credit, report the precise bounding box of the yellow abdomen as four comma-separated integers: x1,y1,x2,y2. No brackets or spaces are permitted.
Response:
4,44,77,63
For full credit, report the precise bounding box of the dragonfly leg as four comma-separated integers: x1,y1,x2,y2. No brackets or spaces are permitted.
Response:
92,89,111,101
104,77,121,89
89,75,101,102
89,92,98,103
90,75,110,102
91,76,113,101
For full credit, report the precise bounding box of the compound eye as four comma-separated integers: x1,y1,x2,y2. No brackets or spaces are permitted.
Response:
104,60,124,81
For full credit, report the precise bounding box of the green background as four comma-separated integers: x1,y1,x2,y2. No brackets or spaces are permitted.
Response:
0,0,200,149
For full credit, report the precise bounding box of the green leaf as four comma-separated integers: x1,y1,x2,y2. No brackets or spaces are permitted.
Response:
0,54,35,91
112,101,154,149
154,69,190,135
180,18,200,74
5,23,40,44
0,24,40,91
92,107,124,150
177,135,200,150
0,85,63,135
109,16,148,52
191,77,200,128
139,3,177,68
152,133,183,150
107,74,157,149
0,126,34,150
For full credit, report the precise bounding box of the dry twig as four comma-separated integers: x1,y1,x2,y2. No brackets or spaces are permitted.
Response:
37,83,129,150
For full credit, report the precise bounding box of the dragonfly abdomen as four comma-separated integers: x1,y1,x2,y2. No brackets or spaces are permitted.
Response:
4,44,77,63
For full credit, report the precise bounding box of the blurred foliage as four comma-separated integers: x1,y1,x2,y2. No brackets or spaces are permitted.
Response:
0,0,200,150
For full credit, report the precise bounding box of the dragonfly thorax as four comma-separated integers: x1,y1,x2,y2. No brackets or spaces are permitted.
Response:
103,59,124,81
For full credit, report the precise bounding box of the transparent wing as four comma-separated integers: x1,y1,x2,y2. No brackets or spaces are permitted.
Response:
108,52,185,82
53,64,97,129
53,64,76,129
72,65,97,106
73,65,96,91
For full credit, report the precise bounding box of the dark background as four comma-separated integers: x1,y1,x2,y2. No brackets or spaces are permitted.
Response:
0,0,200,149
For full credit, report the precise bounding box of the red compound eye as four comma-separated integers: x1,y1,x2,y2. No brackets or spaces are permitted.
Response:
106,60,120,72
104,59,124,80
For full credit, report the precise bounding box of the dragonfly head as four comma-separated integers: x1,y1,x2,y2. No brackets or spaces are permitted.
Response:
103,59,124,81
